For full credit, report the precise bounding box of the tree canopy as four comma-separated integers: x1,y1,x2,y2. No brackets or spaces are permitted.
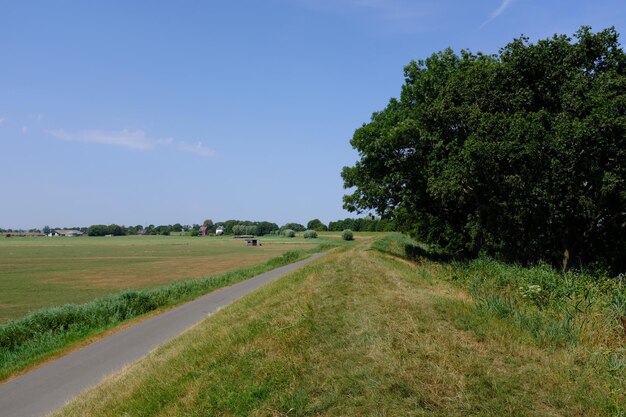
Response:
306,219,328,231
342,27,626,273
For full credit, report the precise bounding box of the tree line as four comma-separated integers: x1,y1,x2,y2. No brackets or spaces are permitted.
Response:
4,217,398,237
342,27,626,273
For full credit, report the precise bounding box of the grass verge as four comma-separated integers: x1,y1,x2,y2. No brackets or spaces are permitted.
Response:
55,236,624,416
0,243,338,382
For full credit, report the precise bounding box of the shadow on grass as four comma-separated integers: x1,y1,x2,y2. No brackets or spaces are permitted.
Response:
402,242,456,263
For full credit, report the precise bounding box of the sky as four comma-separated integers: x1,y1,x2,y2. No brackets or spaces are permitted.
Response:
2,0,625,229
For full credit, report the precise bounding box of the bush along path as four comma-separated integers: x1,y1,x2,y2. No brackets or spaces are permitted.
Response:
0,252,327,417
53,235,623,417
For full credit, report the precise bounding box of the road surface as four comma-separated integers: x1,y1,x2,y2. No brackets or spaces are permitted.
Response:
0,253,325,417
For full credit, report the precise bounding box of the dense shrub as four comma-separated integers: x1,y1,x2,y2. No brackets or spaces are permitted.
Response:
303,230,318,239
282,229,296,238
342,229,354,241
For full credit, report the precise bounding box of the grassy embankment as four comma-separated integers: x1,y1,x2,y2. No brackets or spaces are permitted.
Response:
0,236,334,381
56,234,625,417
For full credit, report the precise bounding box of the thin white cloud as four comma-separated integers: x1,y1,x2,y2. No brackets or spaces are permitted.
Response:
480,0,515,29
0,117,4,126
21,126,28,134
47,128,216,157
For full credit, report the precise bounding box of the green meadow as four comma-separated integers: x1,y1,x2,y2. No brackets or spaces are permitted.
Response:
0,235,316,323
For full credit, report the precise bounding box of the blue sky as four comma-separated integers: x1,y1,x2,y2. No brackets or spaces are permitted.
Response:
2,0,625,229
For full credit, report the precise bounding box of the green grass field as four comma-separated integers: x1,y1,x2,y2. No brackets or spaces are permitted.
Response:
54,235,625,417
0,235,316,323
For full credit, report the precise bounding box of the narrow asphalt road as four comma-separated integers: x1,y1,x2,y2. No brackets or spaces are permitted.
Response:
0,253,325,417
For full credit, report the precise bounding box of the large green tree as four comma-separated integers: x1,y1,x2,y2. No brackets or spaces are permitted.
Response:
342,27,626,273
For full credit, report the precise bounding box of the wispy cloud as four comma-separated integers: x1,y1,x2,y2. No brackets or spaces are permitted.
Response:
0,117,4,126
480,0,515,29
47,128,216,157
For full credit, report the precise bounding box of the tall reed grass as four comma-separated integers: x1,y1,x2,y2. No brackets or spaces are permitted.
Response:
374,233,626,352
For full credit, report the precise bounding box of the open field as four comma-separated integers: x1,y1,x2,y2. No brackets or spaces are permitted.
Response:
55,235,624,417
0,235,316,323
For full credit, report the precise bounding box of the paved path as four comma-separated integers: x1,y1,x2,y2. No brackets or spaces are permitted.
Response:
0,253,325,417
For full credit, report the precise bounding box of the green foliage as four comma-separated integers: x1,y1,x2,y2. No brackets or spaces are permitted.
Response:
303,230,318,238
87,224,126,236
306,219,328,231
342,229,354,241
342,27,626,273
282,229,296,238
232,225,258,236
375,233,626,348
281,223,305,232
329,217,396,232
215,220,278,236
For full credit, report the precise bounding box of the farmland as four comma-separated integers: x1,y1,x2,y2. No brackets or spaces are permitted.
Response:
0,235,316,323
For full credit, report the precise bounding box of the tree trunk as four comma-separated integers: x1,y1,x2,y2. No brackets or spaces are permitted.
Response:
562,247,570,273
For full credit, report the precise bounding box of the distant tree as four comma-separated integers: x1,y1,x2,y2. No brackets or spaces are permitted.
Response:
172,223,183,233
42,225,51,235
107,224,125,236
87,225,108,236
282,223,305,232
203,219,214,228
306,219,328,231
232,225,258,235
282,229,296,238
154,225,171,235
256,221,279,236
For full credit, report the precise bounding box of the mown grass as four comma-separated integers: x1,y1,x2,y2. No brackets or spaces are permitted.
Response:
55,236,624,416
0,235,316,323
374,233,626,348
0,242,337,382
